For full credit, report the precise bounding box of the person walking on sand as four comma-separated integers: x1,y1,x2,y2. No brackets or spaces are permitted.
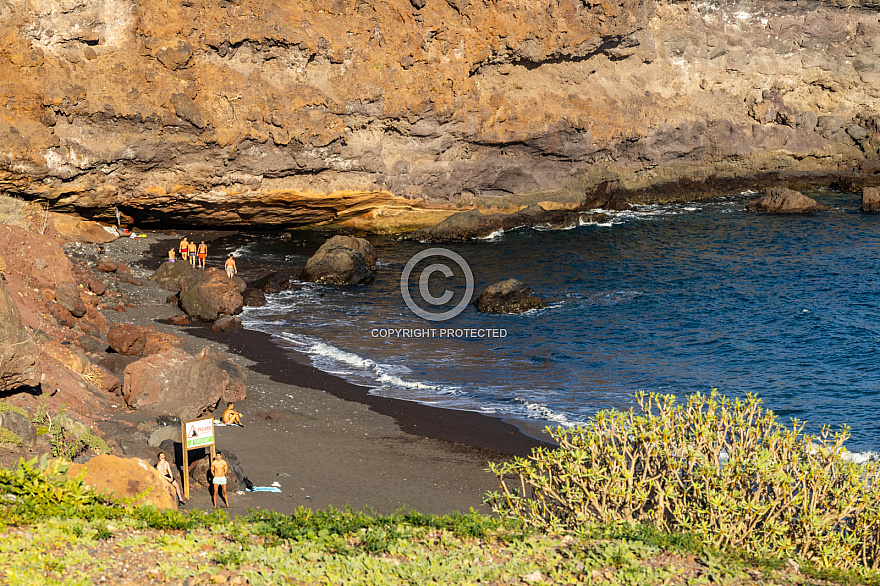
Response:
156,452,186,505
197,241,208,269
211,453,230,508
224,253,237,278
221,403,244,427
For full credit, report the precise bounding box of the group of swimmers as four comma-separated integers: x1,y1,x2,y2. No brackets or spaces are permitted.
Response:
167,237,238,278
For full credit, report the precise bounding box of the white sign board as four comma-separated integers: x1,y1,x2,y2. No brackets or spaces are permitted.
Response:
184,417,215,449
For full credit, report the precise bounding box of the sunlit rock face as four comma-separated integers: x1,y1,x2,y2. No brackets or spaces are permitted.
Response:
1,0,879,231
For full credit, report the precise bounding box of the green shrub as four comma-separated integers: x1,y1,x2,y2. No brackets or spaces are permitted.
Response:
488,390,880,570
0,427,23,446
31,402,109,459
0,455,113,523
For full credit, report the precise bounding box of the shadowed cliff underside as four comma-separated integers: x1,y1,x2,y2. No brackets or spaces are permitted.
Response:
1,0,880,230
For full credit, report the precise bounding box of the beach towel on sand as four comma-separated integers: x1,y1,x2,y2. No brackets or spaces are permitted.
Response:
247,487,282,493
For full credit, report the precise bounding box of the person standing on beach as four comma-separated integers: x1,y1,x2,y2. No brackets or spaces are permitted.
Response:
211,453,230,508
156,452,185,505
224,253,237,278
179,237,189,264
197,241,208,269
167,248,176,263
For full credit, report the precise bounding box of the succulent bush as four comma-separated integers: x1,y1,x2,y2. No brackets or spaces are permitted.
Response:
488,390,880,570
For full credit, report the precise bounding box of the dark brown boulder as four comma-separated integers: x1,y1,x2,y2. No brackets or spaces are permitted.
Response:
212,315,242,332
122,346,247,419
746,188,826,213
0,280,40,391
475,279,546,314
108,323,185,356
302,236,378,285
55,281,87,317
87,278,106,296
242,288,267,307
862,187,880,213
150,261,200,291
179,268,243,321
253,271,298,294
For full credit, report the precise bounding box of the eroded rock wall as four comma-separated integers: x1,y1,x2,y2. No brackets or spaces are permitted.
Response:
1,0,879,229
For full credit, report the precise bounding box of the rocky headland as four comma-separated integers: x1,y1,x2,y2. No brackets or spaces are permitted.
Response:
1,0,879,233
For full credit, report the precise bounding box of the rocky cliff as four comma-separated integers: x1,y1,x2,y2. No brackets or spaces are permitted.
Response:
1,0,879,230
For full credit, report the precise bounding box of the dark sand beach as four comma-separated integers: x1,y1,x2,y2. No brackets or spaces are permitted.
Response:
99,231,552,517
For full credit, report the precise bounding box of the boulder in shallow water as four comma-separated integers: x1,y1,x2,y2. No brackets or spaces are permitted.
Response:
862,187,880,212
242,287,267,307
302,236,377,285
475,279,546,314
746,188,825,213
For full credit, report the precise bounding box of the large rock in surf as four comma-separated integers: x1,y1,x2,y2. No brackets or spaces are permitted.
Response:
407,204,583,242
121,347,247,419
150,261,200,291
253,270,299,294
746,188,825,214
302,236,378,285
475,279,546,314
108,323,185,357
0,279,40,391
242,288,267,307
179,268,243,321
66,455,177,510
862,187,880,213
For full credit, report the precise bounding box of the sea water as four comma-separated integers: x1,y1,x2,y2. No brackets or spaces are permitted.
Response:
217,190,880,454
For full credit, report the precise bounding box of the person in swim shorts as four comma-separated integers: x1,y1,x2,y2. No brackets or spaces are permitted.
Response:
211,453,230,508
224,253,237,279
167,248,176,263
197,241,208,269
179,238,189,264
156,452,185,505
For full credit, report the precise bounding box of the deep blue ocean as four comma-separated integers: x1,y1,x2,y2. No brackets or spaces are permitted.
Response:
220,189,880,455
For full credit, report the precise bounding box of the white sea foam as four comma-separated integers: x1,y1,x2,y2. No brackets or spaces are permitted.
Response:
477,229,505,240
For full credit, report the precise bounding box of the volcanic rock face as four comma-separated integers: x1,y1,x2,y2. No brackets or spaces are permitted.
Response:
0,279,40,392
1,0,880,230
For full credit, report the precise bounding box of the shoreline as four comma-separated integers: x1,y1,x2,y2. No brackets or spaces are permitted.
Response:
181,322,554,458
88,229,555,516
142,230,555,457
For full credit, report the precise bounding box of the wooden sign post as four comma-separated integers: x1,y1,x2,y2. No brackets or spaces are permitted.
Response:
182,417,216,500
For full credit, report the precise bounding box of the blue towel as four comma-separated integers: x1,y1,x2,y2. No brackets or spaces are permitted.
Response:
247,486,282,492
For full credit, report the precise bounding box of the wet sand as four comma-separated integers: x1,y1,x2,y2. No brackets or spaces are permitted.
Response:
101,231,553,517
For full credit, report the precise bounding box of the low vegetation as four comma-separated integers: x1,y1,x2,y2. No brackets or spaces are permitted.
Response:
0,194,50,233
489,391,880,573
0,391,879,583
